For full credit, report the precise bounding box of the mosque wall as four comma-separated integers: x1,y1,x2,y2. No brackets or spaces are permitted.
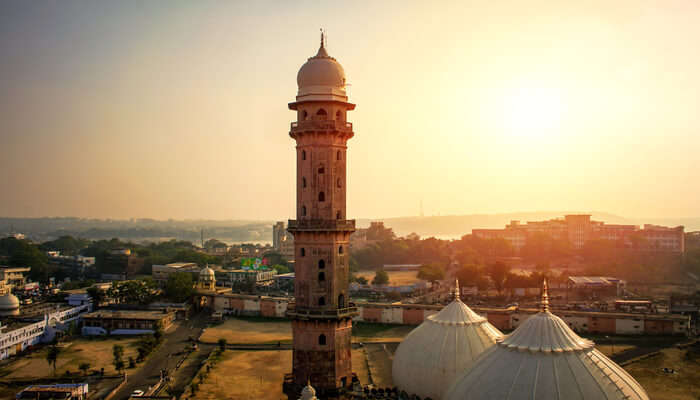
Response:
206,293,689,335
559,315,589,332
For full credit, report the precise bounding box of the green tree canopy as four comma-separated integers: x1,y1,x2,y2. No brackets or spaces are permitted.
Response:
165,272,194,302
487,261,510,294
417,263,445,283
372,269,389,285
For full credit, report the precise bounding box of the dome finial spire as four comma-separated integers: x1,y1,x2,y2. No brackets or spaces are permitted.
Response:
541,278,550,312
320,28,324,48
454,279,460,301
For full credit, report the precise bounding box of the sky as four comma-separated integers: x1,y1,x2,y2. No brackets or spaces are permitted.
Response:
1,0,700,221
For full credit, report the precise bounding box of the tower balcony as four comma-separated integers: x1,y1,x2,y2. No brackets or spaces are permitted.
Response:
286,301,359,320
290,120,353,134
288,219,356,232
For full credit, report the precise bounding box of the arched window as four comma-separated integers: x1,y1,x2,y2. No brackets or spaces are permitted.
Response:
300,248,305,257
318,271,325,282
337,150,341,161
318,259,325,269
338,293,345,308
302,206,306,217
336,211,341,220
302,110,308,120
319,334,326,345
302,177,307,188
336,178,342,188
318,191,325,202
339,245,343,254
316,108,327,120
318,296,325,306
318,166,325,174
336,110,342,121
302,150,306,160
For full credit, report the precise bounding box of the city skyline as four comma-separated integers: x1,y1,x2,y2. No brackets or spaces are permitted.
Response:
2,1,700,221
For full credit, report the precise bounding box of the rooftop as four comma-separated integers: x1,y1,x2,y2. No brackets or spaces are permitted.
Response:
83,310,172,320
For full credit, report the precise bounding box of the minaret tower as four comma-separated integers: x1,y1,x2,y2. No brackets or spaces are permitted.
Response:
283,32,357,399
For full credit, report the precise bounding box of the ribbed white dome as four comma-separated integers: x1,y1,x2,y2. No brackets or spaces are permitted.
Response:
199,266,215,280
298,382,317,400
392,298,503,400
0,293,20,310
445,286,649,400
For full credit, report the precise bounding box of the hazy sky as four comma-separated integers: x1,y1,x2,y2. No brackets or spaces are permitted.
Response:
2,1,700,220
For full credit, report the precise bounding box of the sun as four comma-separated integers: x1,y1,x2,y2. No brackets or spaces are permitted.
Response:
501,87,566,138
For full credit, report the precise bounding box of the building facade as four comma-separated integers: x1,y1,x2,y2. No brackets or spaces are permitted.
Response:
82,310,175,335
473,214,685,254
283,34,357,399
274,222,296,258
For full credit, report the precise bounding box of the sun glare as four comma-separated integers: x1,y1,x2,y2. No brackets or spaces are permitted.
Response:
502,87,566,138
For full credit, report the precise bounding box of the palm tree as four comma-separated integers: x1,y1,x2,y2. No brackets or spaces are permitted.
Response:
46,345,60,376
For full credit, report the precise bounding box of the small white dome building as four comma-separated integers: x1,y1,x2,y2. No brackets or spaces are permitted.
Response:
298,381,318,400
392,281,503,400
445,281,649,400
198,265,216,291
0,292,19,316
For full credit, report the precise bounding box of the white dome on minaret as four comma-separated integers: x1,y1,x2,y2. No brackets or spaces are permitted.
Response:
392,281,503,400
445,280,649,400
295,32,348,102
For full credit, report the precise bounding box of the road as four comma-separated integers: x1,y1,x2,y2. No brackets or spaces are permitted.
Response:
111,314,208,400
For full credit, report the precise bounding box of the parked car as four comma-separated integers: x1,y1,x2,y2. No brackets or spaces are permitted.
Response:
131,390,144,397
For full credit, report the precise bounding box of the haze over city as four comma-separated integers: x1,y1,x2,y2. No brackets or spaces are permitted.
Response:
2,0,700,221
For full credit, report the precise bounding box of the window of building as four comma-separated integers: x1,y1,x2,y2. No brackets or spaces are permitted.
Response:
319,259,325,269
336,211,341,220
302,150,306,160
339,245,343,254
302,110,308,120
338,293,345,308
318,191,325,202
316,108,327,120
337,178,341,188
302,177,307,188
318,166,325,174
318,272,325,282
300,248,305,257
337,150,341,160
302,206,307,217
319,334,326,345
336,110,342,120
319,296,325,306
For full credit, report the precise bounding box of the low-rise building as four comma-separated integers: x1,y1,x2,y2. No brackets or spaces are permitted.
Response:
227,269,277,284
152,262,199,286
0,266,30,289
82,310,175,335
16,383,88,400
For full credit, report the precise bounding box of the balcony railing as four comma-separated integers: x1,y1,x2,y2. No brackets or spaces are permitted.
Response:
286,302,359,319
290,120,353,132
288,219,356,232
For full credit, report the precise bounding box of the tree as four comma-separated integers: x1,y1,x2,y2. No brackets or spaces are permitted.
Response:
372,269,389,285
455,264,489,291
487,262,510,295
112,344,124,373
271,264,290,274
218,338,227,352
79,362,91,376
46,344,60,376
86,286,105,306
417,264,445,283
165,272,194,302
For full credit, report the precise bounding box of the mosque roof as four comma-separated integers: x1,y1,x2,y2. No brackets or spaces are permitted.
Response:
296,32,347,98
392,281,503,400
445,280,649,400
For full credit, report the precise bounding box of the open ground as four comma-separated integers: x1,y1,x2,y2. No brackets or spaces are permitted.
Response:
356,270,421,286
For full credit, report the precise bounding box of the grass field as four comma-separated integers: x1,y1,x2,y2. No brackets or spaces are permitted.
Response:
356,270,422,286
192,348,370,400
352,322,415,343
623,346,700,400
200,317,292,344
0,337,140,378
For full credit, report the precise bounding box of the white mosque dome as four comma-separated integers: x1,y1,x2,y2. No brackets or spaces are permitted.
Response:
298,382,317,400
0,293,20,315
445,281,649,400
297,38,346,92
199,266,215,281
392,283,503,400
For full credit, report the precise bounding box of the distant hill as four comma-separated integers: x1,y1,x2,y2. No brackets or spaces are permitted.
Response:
357,212,699,239
2,213,697,244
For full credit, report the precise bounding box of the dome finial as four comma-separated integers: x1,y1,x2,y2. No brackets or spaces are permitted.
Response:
541,278,550,312
454,279,460,301
320,28,324,48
